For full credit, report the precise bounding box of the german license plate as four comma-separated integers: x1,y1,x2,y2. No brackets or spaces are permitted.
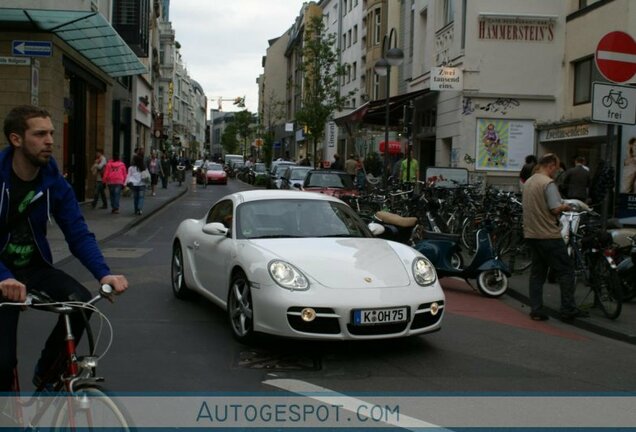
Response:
353,307,408,325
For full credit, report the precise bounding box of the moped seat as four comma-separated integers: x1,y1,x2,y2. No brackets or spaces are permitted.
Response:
421,230,460,243
375,211,418,228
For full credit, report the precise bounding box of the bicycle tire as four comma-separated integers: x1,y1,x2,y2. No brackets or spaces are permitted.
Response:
590,257,623,320
499,230,532,273
52,384,133,430
460,218,479,252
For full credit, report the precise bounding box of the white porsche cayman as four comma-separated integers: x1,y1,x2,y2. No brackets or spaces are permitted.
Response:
171,190,445,342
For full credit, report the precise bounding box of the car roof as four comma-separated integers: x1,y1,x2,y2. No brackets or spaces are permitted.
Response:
224,189,343,205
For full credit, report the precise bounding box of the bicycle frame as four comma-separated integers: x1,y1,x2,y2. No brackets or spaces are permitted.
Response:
2,286,114,429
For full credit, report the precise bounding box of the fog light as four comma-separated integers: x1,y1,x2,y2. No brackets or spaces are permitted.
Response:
301,308,316,322
430,302,439,316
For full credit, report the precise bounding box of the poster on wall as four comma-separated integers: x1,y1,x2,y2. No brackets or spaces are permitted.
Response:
475,119,535,172
617,124,636,223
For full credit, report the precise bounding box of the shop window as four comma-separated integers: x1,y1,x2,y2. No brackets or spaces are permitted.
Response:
573,57,592,105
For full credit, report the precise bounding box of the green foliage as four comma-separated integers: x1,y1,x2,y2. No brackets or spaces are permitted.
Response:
294,15,356,167
221,123,239,154
254,175,269,187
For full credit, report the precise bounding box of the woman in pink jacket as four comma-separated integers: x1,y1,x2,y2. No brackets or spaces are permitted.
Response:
101,153,127,214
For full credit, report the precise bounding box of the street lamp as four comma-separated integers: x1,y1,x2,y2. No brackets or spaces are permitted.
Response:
374,28,404,183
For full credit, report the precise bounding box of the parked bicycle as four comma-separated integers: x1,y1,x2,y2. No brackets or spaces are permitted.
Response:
561,201,623,320
0,284,132,429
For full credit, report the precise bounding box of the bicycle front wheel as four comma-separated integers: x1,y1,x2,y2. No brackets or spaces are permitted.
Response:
52,385,133,430
590,257,623,320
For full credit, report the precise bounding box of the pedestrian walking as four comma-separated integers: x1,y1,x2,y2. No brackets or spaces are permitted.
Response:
126,153,147,215
331,154,343,170
345,154,357,181
102,152,127,214
560,155,591,202
147,151,162,196
400,149,419,183
522,153,589,322
90,148,108,209
519,154,537,192
160,153,171,189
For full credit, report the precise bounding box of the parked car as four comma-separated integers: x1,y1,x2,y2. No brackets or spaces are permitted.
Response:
171,190,444,342
267,160,296,189
197,161,227,185
301,170,358,198
279,166,313,190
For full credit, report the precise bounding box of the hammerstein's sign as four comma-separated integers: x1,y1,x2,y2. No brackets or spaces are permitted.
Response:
430,67,463,91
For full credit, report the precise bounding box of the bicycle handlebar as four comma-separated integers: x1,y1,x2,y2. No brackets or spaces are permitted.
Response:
1,284,117,311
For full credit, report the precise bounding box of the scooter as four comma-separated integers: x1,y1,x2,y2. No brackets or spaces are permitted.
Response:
606,218,636,302
413,220,511,298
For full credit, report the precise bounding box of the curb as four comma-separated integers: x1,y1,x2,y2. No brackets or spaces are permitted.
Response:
506,287,636,345
56,186,189,267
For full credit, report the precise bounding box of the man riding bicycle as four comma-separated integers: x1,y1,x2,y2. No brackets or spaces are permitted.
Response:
0,105,128,392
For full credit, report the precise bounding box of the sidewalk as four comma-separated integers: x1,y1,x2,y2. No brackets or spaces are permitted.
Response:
506,271,636,345
49,180,188,264
48,179,636,345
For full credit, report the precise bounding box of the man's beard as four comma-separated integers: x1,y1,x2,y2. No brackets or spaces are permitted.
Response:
24,149,50,167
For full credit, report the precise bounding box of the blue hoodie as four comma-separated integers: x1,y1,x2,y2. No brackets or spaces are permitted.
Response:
0,146,111,282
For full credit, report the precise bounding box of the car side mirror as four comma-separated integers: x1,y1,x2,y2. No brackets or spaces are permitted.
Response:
368,222,385,236
202,222,229,236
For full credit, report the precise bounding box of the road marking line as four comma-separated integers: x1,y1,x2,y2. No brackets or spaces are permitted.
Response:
263,378,445,430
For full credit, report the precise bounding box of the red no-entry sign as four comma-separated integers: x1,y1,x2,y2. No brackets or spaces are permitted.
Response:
595,31,636,83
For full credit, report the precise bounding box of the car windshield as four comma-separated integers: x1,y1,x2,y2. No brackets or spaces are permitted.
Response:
290,168,312,181
236,199,371,240
205,163,222,171
254,163,267,173
304,172,355,189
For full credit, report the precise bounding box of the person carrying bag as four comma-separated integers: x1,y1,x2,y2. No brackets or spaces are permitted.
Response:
126,154,148,216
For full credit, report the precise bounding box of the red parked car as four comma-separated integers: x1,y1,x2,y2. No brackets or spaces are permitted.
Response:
301,170,358,198
197,162,227,185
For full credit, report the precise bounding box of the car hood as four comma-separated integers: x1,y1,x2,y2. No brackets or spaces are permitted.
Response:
250,238,412,288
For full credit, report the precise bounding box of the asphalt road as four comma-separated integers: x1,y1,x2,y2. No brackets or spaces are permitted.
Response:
14,180,636,426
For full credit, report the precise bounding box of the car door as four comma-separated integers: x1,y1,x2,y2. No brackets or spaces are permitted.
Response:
192,199,235,303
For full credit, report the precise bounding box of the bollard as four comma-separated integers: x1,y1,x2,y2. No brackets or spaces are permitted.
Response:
192,173,196,191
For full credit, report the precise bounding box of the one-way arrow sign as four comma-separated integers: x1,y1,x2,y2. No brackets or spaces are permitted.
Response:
12,40,52,58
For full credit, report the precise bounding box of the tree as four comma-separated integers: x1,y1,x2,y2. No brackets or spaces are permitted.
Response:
295,15,355,168
221,123,239,154
233,110,255,158
262,91,287,166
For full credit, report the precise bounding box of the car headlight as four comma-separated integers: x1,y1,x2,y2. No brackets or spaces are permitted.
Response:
268,260,309,291
413,257,437,286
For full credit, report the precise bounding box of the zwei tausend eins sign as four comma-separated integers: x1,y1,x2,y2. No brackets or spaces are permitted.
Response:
478,13,556,42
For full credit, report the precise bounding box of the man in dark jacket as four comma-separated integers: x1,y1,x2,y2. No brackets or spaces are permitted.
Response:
0,105,128,392
561,156,591,202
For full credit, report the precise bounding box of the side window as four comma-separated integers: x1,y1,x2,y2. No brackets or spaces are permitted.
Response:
206,199,234,228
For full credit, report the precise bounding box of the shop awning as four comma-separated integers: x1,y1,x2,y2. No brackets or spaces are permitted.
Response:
0,8,147,77
334,89,431,126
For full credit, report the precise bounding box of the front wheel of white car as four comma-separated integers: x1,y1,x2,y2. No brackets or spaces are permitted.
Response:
227,271,255,343
171,241,191,299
